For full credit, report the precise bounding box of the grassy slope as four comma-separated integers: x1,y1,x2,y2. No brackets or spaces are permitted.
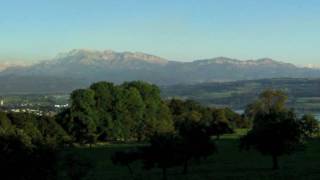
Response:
58,130,320,180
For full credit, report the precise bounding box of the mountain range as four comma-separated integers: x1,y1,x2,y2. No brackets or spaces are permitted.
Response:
0,49,320,94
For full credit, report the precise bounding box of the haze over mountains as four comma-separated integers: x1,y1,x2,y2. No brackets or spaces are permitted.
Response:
0,49,320,94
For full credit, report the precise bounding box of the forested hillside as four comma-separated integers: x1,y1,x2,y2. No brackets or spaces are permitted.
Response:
161,78,320,111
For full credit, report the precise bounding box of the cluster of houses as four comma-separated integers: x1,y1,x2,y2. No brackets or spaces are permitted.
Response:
0,98,69,116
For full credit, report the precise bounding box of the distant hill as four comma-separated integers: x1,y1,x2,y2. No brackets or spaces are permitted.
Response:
0,62,25,72
161,78,320,112
0,49,320,94
0,75,87,95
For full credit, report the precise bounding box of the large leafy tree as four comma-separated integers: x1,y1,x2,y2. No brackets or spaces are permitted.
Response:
65,89,98,144
112,87,131,140
90,82,115,140
241,90,304,170
124,87,145,140
37,115,71,146
122,81,174,140
7,112,43,143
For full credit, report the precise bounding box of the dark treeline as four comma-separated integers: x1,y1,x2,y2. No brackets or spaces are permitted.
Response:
0,112,70,179
0,81,318,180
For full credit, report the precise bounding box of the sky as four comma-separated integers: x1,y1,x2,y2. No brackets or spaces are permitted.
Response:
1,0,320,65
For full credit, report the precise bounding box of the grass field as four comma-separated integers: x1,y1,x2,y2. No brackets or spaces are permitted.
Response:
58,130,320,180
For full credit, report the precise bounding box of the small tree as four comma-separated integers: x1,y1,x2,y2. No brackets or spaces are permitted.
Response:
170,106,222,174
178,123,217,174
299,114,319,138
139,133,184,180
203,109,233,140
111,150,140,176
240,90,304,170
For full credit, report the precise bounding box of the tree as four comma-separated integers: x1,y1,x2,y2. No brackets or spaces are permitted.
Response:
0,111,78,179
137,118,217,177
0,127,58,180
208,109,233,140
7,112,43,143
111,150,140,176
175,111,218,174
0,112,11,130
179,122,217,174
56,81,176,143
112,108,218,178
37,116,71,146
168,99,235,139
299,114,319,138
167,98,186,116
139,133,184,180
67,89,98,144
224,107,251,128
111,134,184,180
90,82,115,141
125,87,145,140
240,90,304,170
122,81,174,140
244,89,288,119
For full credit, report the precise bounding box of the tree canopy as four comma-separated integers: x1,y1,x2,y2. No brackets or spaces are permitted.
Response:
241,90,304,170
57,81,174,143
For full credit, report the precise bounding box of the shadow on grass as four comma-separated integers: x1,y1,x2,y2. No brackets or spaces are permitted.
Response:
57,138,320,180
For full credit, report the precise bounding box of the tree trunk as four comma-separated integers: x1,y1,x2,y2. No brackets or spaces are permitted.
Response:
162,168,167,180
127,164,134,176
137,133,142,142
183,159,189,174
216,134,220,140
272,155,279,170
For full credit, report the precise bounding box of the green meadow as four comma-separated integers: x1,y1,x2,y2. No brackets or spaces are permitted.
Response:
58,130,320,180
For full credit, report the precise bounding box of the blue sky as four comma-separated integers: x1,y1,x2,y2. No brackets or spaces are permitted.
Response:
1,0,320,65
